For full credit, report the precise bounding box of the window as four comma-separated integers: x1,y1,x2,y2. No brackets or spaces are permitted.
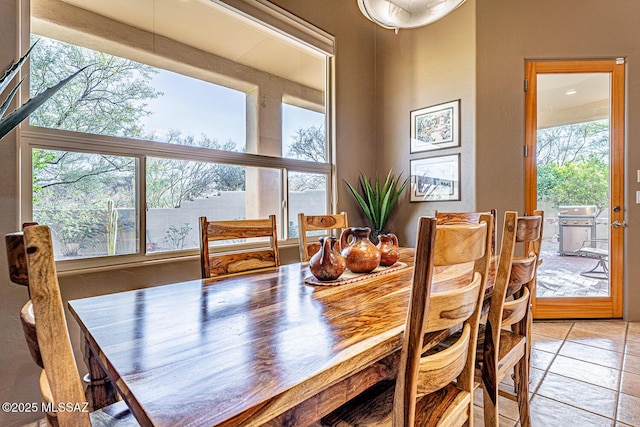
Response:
33,149,137,259
283,103,326,162
282,103,328,238
22,0,334,268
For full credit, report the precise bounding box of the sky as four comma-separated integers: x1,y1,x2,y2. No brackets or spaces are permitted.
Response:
138,68,324,155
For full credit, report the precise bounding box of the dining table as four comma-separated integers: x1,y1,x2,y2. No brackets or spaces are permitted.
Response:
68,248,495,427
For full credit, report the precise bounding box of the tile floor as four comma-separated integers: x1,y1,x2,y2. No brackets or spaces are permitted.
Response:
21,320,640,427
473,320,640,427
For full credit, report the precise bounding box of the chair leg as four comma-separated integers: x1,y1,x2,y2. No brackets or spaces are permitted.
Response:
483,386,499,427
514,356,530,427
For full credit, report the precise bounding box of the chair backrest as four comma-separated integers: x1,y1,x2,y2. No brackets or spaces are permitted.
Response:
6,223,43,368
20,300,43,369
199,215,280,278
21,225,92,426
482,211,542,395
297,212,348,261
6,230,30,287
393,215,492,426
435,209,498,255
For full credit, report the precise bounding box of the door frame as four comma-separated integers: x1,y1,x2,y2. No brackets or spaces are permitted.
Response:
525,60,624,319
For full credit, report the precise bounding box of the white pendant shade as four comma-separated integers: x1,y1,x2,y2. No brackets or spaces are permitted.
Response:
357,0,466,31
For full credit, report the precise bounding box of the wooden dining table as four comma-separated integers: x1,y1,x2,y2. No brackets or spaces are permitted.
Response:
68,249,492,427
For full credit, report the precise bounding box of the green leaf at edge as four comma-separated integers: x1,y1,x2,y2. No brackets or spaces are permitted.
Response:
361,174,380,229
345,171,409,232
0,41,38,97
0,78,23,119
0,66,87,140
345,179,373,225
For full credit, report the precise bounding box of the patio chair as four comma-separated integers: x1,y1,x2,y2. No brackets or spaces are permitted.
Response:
575,239,609,278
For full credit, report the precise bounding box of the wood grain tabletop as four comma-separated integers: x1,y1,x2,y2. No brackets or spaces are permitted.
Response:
68,249,481,426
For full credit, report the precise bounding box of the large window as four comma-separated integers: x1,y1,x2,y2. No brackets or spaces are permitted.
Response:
23,0,333,267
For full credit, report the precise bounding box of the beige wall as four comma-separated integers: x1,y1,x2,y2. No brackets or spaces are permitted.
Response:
0,2,36,426
270,0,378,222
475,0,640,320
373,0,476,246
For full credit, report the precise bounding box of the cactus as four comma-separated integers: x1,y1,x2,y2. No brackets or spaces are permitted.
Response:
107,200,118,255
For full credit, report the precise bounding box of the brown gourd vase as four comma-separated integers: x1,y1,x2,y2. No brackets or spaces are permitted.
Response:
309,236,346,281
377,233,400,266
339,227,381,273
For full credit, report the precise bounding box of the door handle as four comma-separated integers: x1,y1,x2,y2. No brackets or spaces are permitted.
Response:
611,220,627,228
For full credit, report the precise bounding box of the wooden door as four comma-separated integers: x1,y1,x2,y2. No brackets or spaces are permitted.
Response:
525,60,624,319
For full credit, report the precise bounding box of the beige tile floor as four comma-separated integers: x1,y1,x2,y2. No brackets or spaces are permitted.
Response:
473,320,640,427
21,321,640,427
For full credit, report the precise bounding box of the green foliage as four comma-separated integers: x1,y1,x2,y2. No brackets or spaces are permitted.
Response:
536,119,610,214
29,36,161,137
33,149,135,208
344,170,408,232
164,223,192,250
286,125,326,162
107,200,119,256
146,131,245,208
537,156,609,213
32,149,56,198
35,207,104,256
537,120,609,166
286,125,326,191
33,150,135,256
0,40,83,141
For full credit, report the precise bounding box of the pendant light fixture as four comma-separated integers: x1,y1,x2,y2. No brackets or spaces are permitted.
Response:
357,0,466,33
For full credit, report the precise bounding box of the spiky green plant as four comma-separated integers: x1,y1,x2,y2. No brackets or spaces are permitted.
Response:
107,200,119,256
344,170,409,234
0,40,85,140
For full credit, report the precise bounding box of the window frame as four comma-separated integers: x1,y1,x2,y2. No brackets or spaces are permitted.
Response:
19,0,335,272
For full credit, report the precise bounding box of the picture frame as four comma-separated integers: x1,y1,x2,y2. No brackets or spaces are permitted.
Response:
410,100,460,153
410,154,460,202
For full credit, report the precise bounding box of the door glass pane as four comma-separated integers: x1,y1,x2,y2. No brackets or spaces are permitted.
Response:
146,158,282,252
32,149,138,260
536,73,610,298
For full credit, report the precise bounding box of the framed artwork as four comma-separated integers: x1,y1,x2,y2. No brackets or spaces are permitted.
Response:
410,154,460,202
410,100,460,153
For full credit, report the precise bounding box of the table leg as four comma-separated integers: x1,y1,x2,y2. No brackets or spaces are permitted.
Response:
82,337,118,410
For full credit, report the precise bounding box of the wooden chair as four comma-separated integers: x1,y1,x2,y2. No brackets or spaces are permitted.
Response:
5,229,41,367
321,214,493,427
6,225,58,425
481,210,543,427
199,215,280,278
297,212,348,261
15,225,136,426
435,208,498,255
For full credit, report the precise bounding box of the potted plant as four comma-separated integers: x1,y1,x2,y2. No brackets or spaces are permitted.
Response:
1,40,84,141
344,169,409,243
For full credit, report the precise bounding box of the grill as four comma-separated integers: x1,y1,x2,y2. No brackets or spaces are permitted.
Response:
558,205,598,255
